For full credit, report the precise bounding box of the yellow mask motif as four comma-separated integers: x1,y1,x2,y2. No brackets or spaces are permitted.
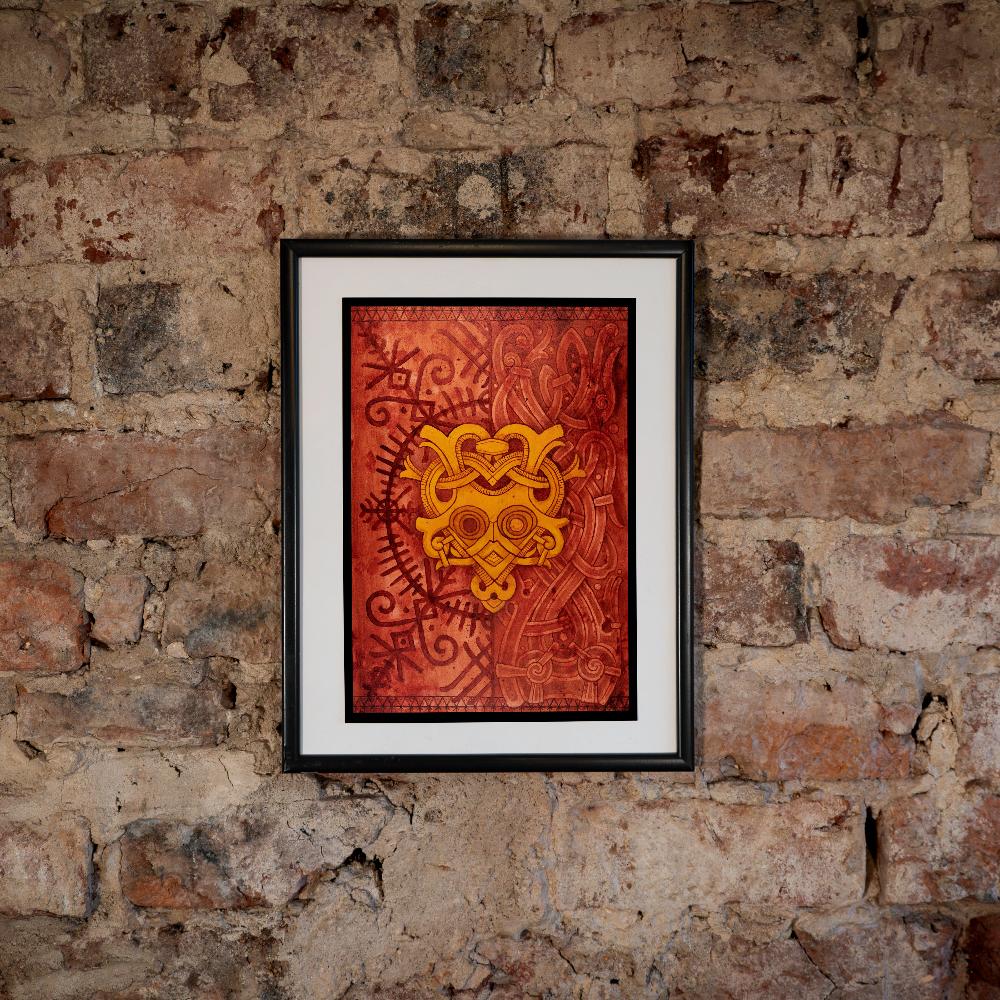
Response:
402,423,583,612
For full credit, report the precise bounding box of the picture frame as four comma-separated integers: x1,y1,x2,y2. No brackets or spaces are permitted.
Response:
281,239,694,772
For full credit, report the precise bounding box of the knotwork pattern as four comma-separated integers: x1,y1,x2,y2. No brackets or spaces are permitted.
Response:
348,303,632,716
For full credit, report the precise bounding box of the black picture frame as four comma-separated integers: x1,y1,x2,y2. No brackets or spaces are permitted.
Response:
342,296,639,725
281,239,695,773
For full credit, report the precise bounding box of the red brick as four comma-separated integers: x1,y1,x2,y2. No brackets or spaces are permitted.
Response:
8,429,278,541
964,914,1000,999
702,539,806,646
0,11,71,118
0,299,71,401
874,5,1000,115
1,151,282,266
83,4,210,116
704,669,912,781
0,819,91,917
163,562,279,662
634,130,943,237
956,673,1000,783
917,272,1000,381
879,791,1000,903
120,797,392,909
211,5,401,122
820,536,1000,652
697,271,902,382
971,140,1000,239
89,571,148,646
555,8,685,108
0,560,86,673
15,655,232,748
795,908,959,999
121,819,259,910
701,422,989,523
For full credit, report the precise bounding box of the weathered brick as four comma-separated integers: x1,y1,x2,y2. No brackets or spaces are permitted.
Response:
557,3,854,109
89,571,148,646
0,299,71,401
51,749,262,845
880,790,1000,903
278,860,402,996
916,272,1000,381
703,539,806,646
555,8,685,108
96,273,273,395
1,151,282,266
795,908,959,999
971,141,1000,238
415,3,543,110
163,562,279,662
82,4,210,116
282,775,552,992
210,4,401,122
702,422,989,523
0,819,91,917
956,673,1000,783
873,5,1000,115
471,937,590,997
0,11,71,118
0,916,277,1000
820,536,1000,652
634,130,943,237
551,794,863,930
0,560,86,673
678,1,855,105
964,914,1000,999
697,272,902,381
704,669,912,781
661,931,836,1000
8,429,278,541
120,797,391,909
121,820,258,909
15,653,232,747
299,145,608,238
95,282,181,394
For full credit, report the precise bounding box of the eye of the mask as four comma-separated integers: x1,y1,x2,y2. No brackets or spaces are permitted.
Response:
497,505,536,540
450,506,489,541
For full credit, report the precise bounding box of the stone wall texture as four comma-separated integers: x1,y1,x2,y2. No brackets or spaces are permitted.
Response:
0,0,998,996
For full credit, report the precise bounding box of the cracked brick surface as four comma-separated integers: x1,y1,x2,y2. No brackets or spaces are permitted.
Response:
1,0,999,996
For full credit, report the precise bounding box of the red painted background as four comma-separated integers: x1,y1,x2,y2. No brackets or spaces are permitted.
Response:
349,303,632,716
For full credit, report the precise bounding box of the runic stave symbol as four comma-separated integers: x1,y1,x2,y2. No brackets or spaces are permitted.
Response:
401,423,583,612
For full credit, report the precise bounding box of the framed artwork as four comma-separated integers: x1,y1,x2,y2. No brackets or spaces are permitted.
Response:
281,240,694,771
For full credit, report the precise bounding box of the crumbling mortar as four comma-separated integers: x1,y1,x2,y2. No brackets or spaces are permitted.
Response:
85,827,99,917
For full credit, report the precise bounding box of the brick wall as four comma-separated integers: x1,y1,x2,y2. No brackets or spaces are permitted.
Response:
1,1,998,996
